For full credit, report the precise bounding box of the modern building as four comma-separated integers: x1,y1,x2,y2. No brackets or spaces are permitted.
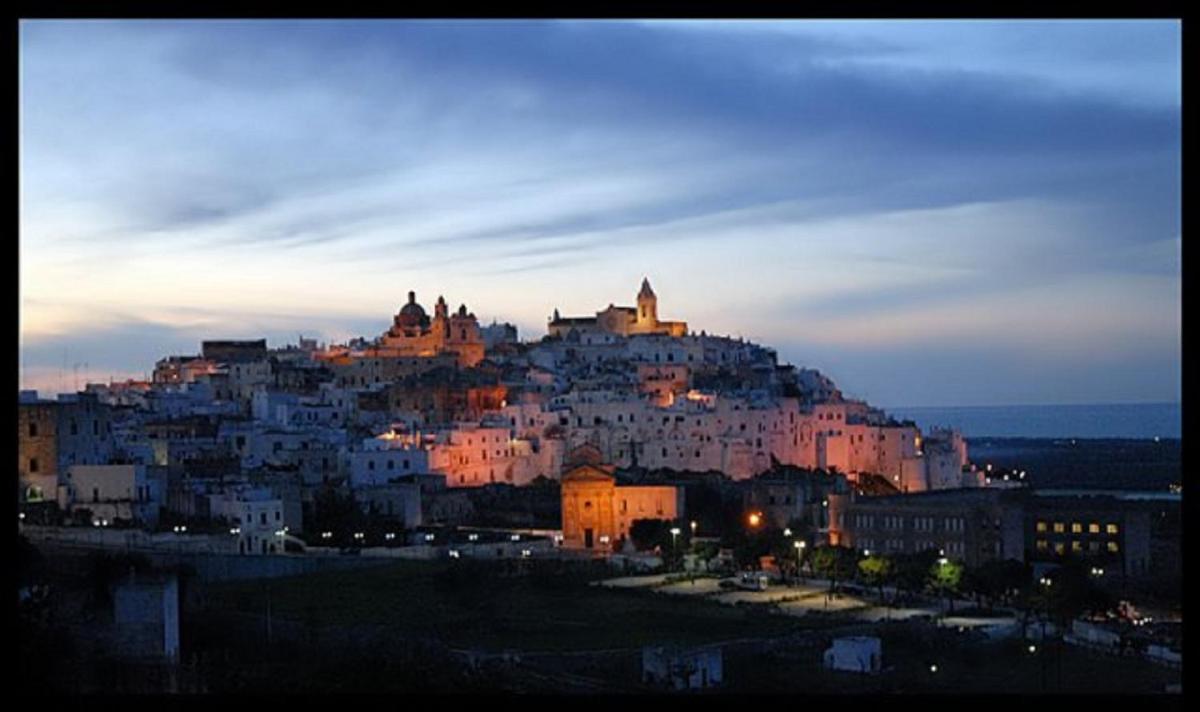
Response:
831,487,1026,567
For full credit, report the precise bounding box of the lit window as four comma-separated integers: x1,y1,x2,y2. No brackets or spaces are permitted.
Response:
1106,523,1119,535
1089,523,1100,534
1036,521,1047,533
1107,541,1120,553
1053,543,1065,555
1071,541,1082,551
1036,540,1048,551
1053,522,1065,533
1071,523,1082,534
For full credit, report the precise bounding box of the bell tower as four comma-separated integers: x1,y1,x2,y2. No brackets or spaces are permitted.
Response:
637,277,657,329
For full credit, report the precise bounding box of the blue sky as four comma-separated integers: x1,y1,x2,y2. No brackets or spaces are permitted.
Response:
19,20,1181,406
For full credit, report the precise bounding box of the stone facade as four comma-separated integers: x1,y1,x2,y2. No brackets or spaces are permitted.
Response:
548,278,688,340
560,463,683,551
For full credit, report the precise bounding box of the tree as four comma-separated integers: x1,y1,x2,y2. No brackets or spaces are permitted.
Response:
809,545,857,594
929,558,964,613
892,549,938,601
629,519,678,558
857,554,895,603
964,559,1028,611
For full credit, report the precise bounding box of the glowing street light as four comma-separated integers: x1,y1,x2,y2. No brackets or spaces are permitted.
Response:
510,534,521,542
321,531,333,539
929,664,938,673
748,512,762,528
229,527,241,535
468,533,480,542
690,520,698,536
449,549,460,559
783,527,792,537
424,533,435,542
1028,644,1037,653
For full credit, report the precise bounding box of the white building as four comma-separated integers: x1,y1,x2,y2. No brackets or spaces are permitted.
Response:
59,464,165,526
642,645,723,690
824,636,882,674
208,487,286,555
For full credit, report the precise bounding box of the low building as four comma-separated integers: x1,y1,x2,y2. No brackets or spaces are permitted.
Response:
355,482,422,527
824,636,881,674
209,487,286,555
111,573,180,662
59,464,165,527
743,466,851,531
642,645,723,690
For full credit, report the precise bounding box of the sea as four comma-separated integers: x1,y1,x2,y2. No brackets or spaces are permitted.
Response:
884,402,1181,440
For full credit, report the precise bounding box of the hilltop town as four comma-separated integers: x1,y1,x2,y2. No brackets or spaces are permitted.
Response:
18,280,982,547
17,279,1181,692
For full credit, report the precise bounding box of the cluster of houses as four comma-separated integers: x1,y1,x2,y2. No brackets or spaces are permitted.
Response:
16,281,1177,582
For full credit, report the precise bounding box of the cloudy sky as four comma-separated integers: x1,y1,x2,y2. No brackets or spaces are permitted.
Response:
19,20,1180,406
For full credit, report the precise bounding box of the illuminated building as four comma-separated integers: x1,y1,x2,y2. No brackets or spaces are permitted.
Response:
548,278,688,340
559,462,684,551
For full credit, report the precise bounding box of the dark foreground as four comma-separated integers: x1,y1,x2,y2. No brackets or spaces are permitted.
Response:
19,548,1182,694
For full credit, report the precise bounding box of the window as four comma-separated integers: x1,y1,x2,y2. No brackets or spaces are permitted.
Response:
260,512,267,525
71,421,79,436
1053,542,1065,555
29,458,38,473
1036,540,1048,551
1071,522,1082,533
1107,541,1120,553
368,460,375,471
28,423,38,438
275,511,281,521
1053,522,1065,533
1106,523,1119,535
1089,523,1100,534
1071,541,1082,552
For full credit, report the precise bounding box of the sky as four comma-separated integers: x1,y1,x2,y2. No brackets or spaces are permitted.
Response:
19,20,1181,407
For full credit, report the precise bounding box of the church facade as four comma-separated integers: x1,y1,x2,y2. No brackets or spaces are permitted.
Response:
548,278,688,341
560,462,684,552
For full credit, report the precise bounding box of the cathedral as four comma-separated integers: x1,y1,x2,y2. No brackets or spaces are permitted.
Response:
548,278,688,340
375,291,485,368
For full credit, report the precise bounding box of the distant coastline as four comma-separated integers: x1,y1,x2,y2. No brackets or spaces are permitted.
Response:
885,402,1181,440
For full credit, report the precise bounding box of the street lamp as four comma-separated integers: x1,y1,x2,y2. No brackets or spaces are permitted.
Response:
748,512,762,528
783,527,792,537
794,540,807,583
670,527,681,568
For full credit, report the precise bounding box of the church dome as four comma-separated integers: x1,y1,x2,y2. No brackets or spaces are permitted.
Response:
396,291,430,329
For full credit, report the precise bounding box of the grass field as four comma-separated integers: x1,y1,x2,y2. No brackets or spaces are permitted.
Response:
201,559,814,652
